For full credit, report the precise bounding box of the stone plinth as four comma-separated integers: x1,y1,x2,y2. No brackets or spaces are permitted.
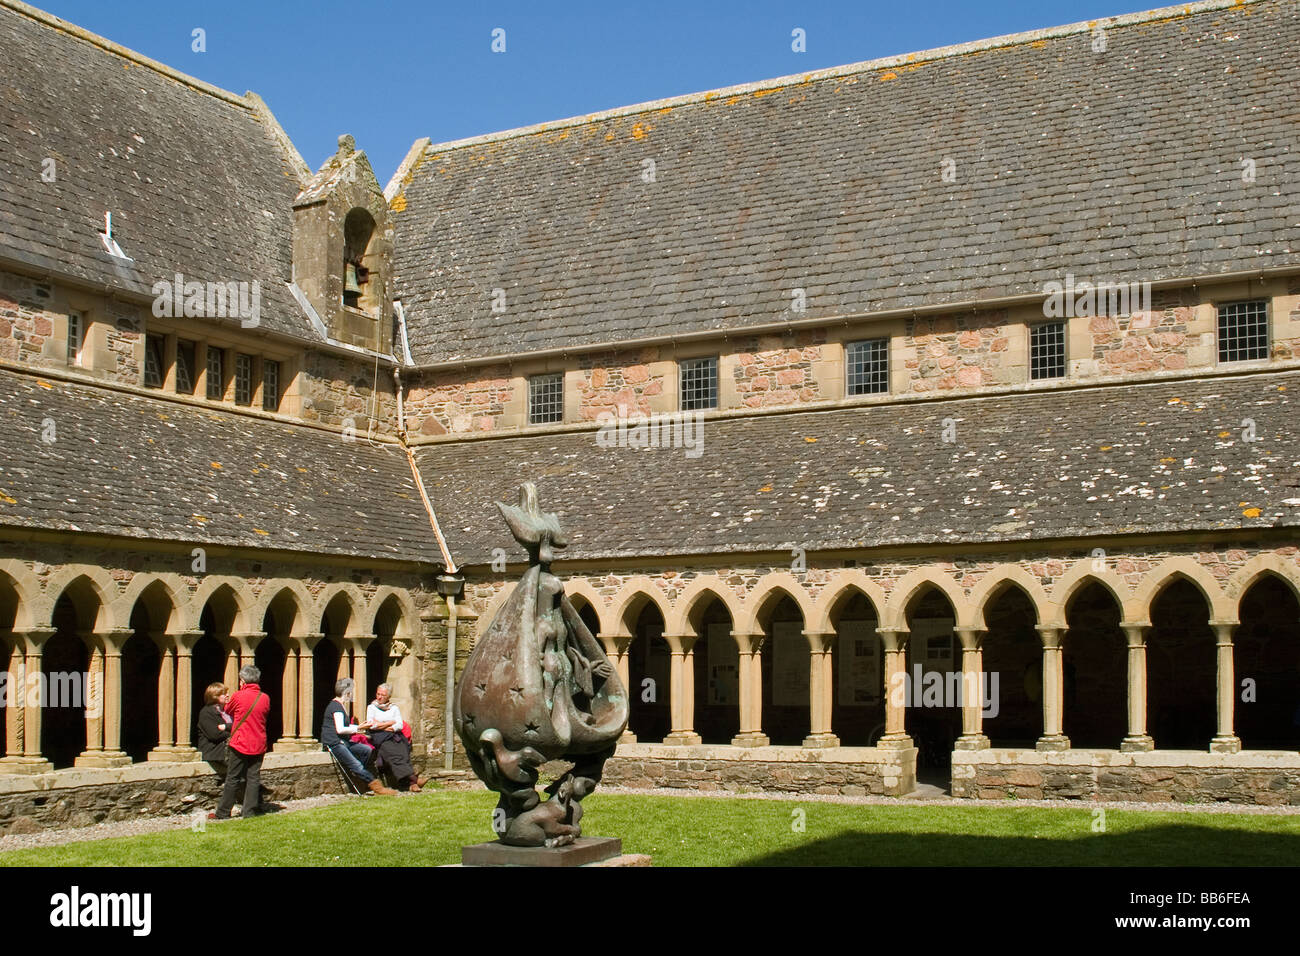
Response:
462,836,623,867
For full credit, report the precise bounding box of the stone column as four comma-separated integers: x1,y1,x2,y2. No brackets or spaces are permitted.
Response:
662,634,702,745
731,633,769,747
77,629,132,768
222,640,239,690
352,638,373,714
612,635,635,744
1035,625,1069,751
2,633,20,758
1210,621,1242,754
148,630,202,762
296,633,323,745
876,629,912,749
1120,622,1154,752
273,641,307,752
0,627,54,773
955,627,990,750
803,631,839,748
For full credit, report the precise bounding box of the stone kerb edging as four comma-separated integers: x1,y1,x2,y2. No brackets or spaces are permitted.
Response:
614,742,910,765
952,748,1300,769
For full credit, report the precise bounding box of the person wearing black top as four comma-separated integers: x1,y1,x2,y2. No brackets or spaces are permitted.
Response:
196,682,231,784
322,678,396,795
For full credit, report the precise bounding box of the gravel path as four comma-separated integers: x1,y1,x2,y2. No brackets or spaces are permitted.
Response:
0,793,358,853
4,782,1294,854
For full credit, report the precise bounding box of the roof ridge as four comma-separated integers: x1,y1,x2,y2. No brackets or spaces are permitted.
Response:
416,0,1259,156
1,0,254,109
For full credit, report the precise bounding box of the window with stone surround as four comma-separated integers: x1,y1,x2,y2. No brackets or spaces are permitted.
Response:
143,333,166,388
206,346,225,400
1217,300,1269,363
67,311,84,366
680,356,718,411
846,338,889,395
175,339,197,395
528,372,563,424
262,359,281,412
234,353,253,405
1030,320,1066,380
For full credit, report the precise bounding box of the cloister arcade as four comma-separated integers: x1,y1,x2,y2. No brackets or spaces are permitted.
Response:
482,555,1300,776
0,562,421,773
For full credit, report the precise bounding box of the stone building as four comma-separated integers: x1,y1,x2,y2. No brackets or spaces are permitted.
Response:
0,0,1298,829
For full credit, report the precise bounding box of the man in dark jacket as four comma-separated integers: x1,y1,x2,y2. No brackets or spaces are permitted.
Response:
214,665,271,820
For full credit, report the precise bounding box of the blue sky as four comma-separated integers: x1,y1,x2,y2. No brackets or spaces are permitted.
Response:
40,0,1159,182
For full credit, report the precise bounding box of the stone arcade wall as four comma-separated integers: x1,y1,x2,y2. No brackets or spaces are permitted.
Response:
602,743,916,797
0,753,343,835
952,750,1300,805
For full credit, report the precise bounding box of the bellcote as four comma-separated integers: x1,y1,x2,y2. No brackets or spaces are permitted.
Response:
292,134,394,353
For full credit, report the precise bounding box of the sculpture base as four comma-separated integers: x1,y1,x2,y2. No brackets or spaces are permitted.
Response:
462,836,623,867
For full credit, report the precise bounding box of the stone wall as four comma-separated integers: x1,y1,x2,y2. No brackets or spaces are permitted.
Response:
577,347,666,419
404,363,515,435
300,348,397,434
602,743,916,796
0,753,344,835
952,749,1300,805
903,310,1012,392
732,329,826,408
417,605,474,770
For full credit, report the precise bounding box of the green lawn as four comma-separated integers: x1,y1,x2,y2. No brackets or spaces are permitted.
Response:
3,789,1298,866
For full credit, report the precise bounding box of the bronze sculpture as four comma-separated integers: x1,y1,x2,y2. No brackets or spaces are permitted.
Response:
454,483,628,847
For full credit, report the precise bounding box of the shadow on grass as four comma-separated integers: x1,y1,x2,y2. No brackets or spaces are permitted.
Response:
739,826,1300,867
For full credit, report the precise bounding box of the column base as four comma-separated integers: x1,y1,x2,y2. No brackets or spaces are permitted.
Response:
0,756,54,775
662,731,703,746
876,733,914,750
146,745,203,763
1210,735,1242,754
74,750,132,768
1035,734,1070,752
802,733,840,749
1120,735,1155,753
618,731,637,745
730,732,770,747
954,733,990,751
272,738,319,753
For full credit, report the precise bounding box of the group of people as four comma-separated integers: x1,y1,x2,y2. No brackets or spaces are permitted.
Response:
195,665,425,819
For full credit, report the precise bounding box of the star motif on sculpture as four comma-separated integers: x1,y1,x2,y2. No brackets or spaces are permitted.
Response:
509,686,524,702
463,713,475,728
524,721,539,734
474,682,487,696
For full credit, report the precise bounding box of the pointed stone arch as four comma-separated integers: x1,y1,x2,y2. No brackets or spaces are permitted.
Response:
362,586,419,639
119,573,190,634
0,559,42,631
1136,558,1233,623
807,570,888,634
881,567,965,631
252,579,318,638
1046,562,1135,628
667,574,743,637
968,565,1049,629
42,564,121,630
187,576,255,634
316,583,368,638
561,577,611,636
609,576,672,638
736,571,815,634
1227,554,1300,612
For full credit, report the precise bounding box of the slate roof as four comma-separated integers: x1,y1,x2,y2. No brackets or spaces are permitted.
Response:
415,370,1300,565
0,368,443,563
392,0,1300,365
0,1,318,342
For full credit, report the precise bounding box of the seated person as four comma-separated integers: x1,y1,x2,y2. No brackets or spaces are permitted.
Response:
322,679,396,796
366,683,426,792
195,682,231,784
